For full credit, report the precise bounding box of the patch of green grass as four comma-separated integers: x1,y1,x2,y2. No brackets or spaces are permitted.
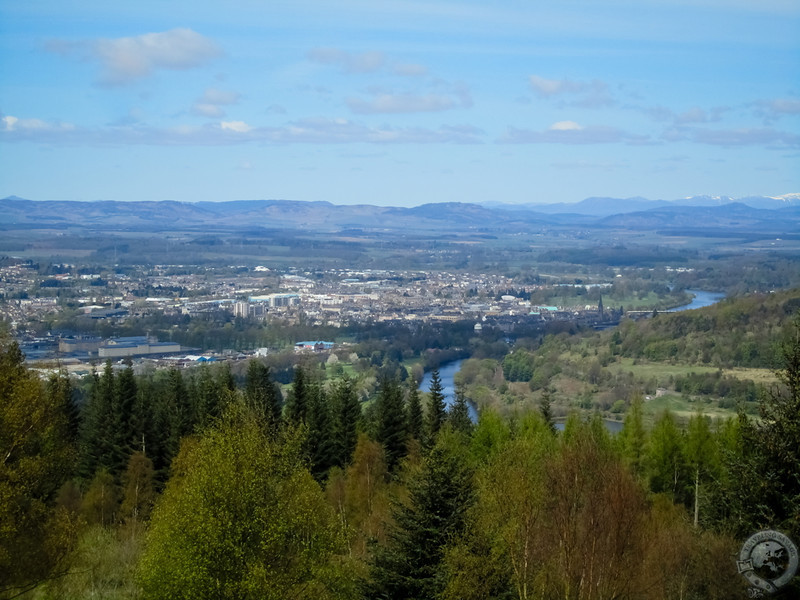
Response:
641,393,737,423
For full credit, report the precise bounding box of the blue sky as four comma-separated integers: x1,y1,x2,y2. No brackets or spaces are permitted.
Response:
1,0,798,206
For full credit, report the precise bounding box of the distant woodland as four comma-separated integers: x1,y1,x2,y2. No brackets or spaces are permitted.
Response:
2,289,800,599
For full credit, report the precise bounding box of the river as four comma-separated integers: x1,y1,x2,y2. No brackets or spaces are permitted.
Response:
419,290,726,428
418,359,478,421
669,289,725,312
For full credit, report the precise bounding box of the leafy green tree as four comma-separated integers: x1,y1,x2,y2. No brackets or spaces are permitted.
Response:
646,411,689,503
616,394,647,477
685,412,718,527
138,405,352,599
120,451,156,525
368,430,475,600
0,341,78,596
426,369,447,445
81,468,119,527
502,349,534,382
376,378,407,473
469,409,512,464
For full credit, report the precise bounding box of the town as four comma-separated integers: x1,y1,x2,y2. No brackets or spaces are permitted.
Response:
2,259,646,372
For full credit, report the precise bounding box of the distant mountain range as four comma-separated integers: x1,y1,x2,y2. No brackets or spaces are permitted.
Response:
1,194,799,236
483,193,800,216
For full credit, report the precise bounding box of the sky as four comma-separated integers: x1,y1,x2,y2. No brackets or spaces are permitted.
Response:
1,0,798,207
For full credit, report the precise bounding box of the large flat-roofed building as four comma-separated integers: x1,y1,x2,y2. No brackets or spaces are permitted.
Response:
98,338,181,358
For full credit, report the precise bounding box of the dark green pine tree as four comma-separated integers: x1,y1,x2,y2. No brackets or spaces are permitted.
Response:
368,430,475,599
425,369,447,445
307,385,336,481
539,388,557,435
77,362,115,480
244,359,282,428
449,386,473,436
331,376,361,468
376,378,408,473
406,385,424,443
192,364,225,427
216,362,236,394
286,365,310,425
129,376,151,458
111,365,138,475
162,368,193,468
46,369,79,444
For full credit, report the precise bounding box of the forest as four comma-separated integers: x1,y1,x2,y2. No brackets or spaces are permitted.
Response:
2,302,800,598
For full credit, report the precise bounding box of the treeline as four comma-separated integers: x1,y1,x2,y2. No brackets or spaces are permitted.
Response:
3,321,800,599
611,289,800,368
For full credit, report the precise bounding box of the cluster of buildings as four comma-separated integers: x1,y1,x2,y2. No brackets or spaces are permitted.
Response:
3,262,621,366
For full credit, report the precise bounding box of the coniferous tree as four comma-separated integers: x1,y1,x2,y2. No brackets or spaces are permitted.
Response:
307,385,336,481
112,366,137,475
376,378,408,473
449,386,473,436
538,389,556,435
245,359,281,428
158,368,192,471
426,369,447,445
78,364,114,480
216,361,236,394
369,430,475,599
286,365,310,425
191,364,219,428
46,370,79,444
331,376,361,468
406,385,424,443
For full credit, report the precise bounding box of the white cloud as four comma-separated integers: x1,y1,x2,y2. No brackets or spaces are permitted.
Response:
529,75,584,97
192,88,240,118
307,48,385,73
500,124,649,144
347,93,456,114
1,116,484,146
220,120,252,133
346,80,472,114
549,120,583,131
528,75,614,108
1,114,74,133
753,97,800,122
48,28,221,86
664,126,800,148
193,104,225,118
645,105,727,125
